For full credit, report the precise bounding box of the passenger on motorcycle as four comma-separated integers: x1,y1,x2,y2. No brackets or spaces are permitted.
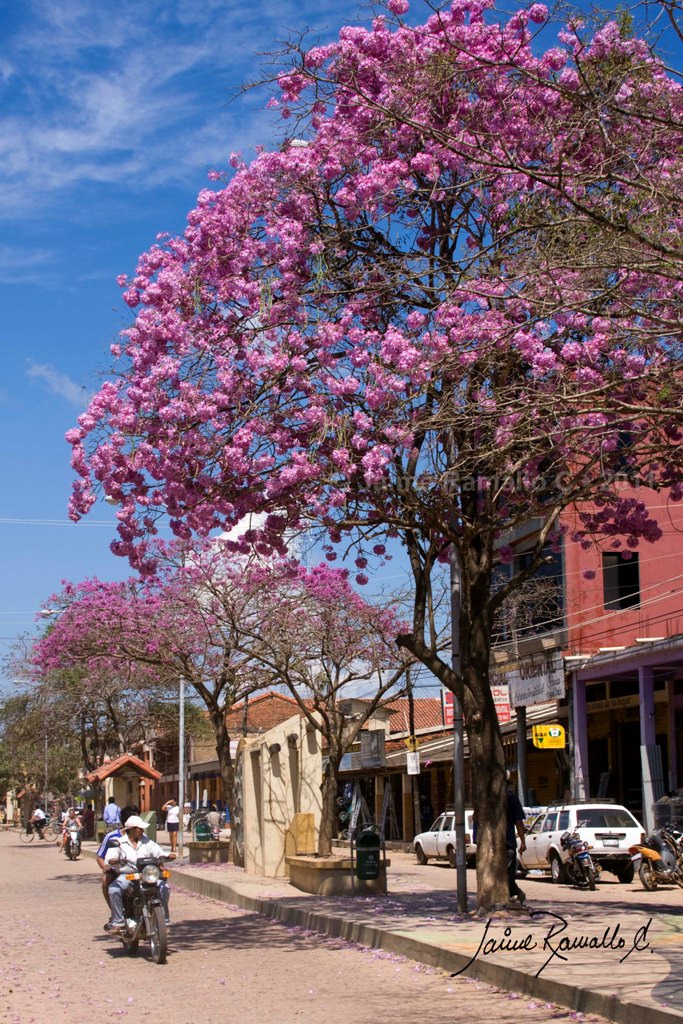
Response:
103,815,176,933
60,807,82,852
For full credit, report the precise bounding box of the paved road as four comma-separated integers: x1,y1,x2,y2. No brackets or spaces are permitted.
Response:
0,832,614,1024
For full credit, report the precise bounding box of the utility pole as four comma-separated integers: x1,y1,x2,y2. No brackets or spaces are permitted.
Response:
407,672,422,838
178,677,185,860
450,545,468,913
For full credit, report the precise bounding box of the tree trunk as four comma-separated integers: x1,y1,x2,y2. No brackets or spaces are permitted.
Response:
465,664,509,910
207,703,236,856
318,757,339,857
399,538,511,910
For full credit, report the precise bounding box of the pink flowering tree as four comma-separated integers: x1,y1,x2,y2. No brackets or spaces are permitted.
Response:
67,2,683,906
235,561,412,856
30,556,276,837
31,545,409,855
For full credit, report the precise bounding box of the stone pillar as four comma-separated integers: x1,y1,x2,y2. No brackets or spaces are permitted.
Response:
572,673,589,800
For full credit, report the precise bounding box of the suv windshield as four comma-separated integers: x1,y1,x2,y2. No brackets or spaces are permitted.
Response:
576,808,638,829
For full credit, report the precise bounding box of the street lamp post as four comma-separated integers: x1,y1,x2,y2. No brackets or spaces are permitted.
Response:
450,546,468,914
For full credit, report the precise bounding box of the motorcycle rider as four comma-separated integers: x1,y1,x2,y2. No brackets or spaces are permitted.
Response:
60,807,82,853
96,804,139,908
104,815,176,933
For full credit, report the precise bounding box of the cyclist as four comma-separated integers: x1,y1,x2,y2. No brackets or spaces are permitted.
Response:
30,805,48,839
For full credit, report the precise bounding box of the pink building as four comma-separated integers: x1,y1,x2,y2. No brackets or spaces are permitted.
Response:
561,485,683,828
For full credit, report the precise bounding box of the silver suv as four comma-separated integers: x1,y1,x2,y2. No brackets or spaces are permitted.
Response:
518,802,644,884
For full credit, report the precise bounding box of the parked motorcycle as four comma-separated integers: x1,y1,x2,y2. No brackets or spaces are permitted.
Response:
64,825,81,860
559,830,599,890
108,847,171,964
629,826,683,891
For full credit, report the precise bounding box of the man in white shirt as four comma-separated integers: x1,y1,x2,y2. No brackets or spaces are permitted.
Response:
30,806,47,839
104,815,175,932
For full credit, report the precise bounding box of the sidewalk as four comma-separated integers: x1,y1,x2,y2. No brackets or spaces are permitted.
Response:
84,837,683,1024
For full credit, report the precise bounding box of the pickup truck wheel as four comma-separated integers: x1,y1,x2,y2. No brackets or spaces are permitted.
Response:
415,843,428,865
447,845,457,868
516,857,528,879
550,852,567,884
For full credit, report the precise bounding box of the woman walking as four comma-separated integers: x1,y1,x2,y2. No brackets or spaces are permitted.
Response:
161,797,180,853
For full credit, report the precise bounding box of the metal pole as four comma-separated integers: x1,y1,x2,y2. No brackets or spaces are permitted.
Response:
407,677,422,837
516,706,527,806
44,732,48,815
178,677,185,859
450,545,468,913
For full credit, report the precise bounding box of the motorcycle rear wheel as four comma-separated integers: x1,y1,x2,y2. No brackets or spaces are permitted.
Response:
639,859,658,891
148,905,168,964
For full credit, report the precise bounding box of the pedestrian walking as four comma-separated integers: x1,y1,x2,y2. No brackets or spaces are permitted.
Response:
81,802,95,839
161,797,180,853
103,796,121,831
506,773,527,906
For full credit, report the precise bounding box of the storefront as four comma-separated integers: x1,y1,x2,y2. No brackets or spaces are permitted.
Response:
571,637,683,830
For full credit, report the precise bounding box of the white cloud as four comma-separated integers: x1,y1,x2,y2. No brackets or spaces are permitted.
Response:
0,246,56,286
0,0,364,222
25,361,93,409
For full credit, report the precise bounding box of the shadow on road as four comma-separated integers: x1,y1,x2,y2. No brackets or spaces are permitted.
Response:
92,908,347,960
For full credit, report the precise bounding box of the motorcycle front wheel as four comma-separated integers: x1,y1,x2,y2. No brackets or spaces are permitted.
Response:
639,859,658,891
586,865,596,891
122,932,139,956
148,905,168,964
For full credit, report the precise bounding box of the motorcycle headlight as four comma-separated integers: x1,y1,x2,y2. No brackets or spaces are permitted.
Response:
141,864,161,884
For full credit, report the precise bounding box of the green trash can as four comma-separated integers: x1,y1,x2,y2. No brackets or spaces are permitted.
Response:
195,820,211,843
140,810,157,842
355,825,382,880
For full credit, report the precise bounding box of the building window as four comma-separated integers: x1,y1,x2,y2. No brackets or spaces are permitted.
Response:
602,552,640,611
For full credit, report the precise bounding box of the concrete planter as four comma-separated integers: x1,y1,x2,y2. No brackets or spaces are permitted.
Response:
285,854,389,896
187,839,230,865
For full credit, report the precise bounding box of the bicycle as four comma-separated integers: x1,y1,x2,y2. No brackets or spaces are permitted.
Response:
19,821,48,843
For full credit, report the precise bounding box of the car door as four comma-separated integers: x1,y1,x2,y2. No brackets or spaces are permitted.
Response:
436,814,456,858
521,812,550,868
533,811,560,866
421,815,444,857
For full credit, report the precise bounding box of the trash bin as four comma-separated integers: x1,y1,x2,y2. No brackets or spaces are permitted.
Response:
195,820,212,843
140,810,157,842
355,825,382,880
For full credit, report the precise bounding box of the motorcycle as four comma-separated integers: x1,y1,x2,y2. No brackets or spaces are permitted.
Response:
64,825,81,860
108,844,171,964
559,830,599,890
629,826,683,891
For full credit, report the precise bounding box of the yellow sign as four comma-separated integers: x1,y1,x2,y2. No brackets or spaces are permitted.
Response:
532,724,566,749
405,737,420,751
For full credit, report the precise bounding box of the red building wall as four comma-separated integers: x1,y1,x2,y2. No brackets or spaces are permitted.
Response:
562,485,683,653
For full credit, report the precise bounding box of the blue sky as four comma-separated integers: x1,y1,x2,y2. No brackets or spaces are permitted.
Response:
0,0,373,688
1,0,680,693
